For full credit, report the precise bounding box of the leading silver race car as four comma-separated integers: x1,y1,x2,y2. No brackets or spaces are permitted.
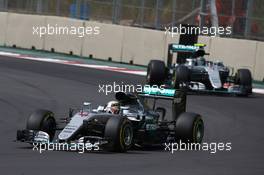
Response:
16,87,204,152
147,44,252,96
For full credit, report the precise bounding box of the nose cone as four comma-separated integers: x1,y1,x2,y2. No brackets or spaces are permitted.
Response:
58,113,86,141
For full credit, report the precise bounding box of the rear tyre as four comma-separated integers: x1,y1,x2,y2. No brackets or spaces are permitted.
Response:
174,66,190,89
146,60,166,86
104,116,133,152
26,109,56,141
235,69,252,95
175,112,204,143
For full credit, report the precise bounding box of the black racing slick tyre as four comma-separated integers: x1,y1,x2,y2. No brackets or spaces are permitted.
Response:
235,69,252,86
174,66,190,89
175,112,204,143
235,69,252,95
104,116,133,152
146,60,166,86
26,109,56,141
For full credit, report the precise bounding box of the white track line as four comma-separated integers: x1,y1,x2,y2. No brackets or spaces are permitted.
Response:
253,88,264,94
0,51,147,76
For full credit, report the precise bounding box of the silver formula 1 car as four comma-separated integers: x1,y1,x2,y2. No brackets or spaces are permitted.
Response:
16,87,204,152
147,44,252,96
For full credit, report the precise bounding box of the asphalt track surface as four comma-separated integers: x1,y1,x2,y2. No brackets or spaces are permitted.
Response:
0,56,263,175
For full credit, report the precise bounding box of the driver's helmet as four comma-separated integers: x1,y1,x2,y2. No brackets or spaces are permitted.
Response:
105,101,120,114
197,57,206,66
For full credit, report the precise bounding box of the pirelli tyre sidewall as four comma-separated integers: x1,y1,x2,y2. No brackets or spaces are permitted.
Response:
175,112,204,143
146,60,166,86
104,116,133,152
26,109,56,141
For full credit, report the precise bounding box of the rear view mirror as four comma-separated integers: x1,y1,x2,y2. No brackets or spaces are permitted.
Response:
69,108,74,118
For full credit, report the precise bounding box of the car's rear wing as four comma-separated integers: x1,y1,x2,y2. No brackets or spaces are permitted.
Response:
170,44,201,53
139,87,177,99
138,86,186,120
167,43,208,66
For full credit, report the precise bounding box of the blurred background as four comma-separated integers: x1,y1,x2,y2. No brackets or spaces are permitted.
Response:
0,0,263,41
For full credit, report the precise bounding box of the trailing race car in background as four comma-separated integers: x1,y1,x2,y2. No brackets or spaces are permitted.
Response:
16,87,204,152
146,44,252,96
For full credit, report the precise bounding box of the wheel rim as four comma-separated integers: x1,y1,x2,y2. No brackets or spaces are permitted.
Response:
123,125,133,146
194,119,204,143
147,73,150,82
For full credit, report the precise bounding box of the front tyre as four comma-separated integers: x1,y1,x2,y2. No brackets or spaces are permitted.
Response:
104,116,133,152
175,112,204,143
235,69,252,95
26,109,56,141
